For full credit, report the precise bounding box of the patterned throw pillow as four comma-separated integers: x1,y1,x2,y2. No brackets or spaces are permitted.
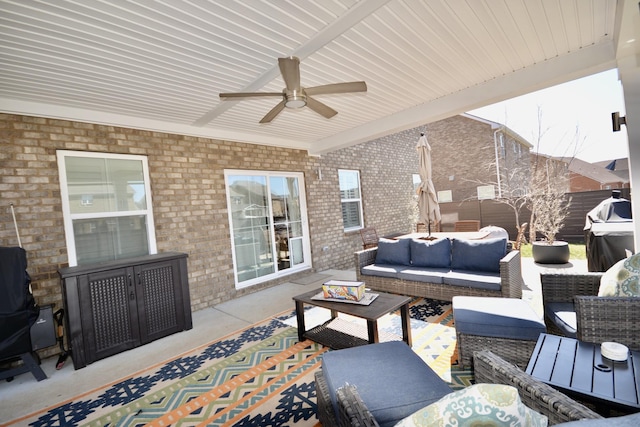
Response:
394,383,547,427
599,253,640,297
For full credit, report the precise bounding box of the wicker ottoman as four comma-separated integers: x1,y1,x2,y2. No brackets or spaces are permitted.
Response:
452,296,546,369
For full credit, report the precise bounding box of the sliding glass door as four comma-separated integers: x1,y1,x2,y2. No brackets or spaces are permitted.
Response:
225,170,310,288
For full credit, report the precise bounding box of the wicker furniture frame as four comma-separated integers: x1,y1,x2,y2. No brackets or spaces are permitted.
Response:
474,350,603,425
314,350,603,426
541,273,640,350
355,247,523,301
456,332,538,370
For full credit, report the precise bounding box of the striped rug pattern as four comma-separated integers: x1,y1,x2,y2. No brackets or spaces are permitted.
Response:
9,298,471,427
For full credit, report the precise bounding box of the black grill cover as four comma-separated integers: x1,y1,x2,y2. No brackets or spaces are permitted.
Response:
584,193,635,272
0,247,39,358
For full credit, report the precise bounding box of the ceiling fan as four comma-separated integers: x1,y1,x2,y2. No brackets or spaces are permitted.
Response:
219,56,367,123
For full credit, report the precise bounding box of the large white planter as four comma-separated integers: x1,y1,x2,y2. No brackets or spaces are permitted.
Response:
532,241,570,264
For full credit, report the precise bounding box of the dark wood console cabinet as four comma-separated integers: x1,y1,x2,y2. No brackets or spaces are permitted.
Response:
59,252,192,369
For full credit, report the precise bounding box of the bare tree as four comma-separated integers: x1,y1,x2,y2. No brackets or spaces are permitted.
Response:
467,128,532,249
528,158,571,244
527,109,580,243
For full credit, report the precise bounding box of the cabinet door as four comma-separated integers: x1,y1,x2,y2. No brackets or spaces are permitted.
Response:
134,259,185,344
79,267,140,364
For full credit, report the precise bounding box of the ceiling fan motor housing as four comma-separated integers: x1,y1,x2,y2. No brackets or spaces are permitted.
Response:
284,89,307,108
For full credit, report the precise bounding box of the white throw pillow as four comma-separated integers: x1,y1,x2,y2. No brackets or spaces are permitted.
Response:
394,383,547,427
599,253,640,297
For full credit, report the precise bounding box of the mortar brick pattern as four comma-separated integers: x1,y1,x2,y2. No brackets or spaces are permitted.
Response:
1,113,530,361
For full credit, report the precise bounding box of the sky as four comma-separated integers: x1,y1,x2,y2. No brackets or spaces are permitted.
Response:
467,68,628,164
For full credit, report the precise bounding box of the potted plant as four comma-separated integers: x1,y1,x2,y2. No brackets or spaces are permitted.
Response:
529,157,572,264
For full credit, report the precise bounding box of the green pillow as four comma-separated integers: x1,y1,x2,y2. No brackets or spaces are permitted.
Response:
599,253,640,297
394,383,547,427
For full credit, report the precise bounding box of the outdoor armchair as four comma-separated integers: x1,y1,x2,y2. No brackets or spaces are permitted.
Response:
541,272,640,351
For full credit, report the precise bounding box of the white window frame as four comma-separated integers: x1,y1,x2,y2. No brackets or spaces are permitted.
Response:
339,169,364,231
57,150,157,267
224,169,311,289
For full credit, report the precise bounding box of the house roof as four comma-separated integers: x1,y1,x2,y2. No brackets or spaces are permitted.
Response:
0,0,637,156
534,153,628,185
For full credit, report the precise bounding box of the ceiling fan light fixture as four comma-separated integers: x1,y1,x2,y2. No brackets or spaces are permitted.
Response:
285,90,307,108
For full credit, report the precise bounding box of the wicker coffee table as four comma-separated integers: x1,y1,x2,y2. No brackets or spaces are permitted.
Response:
292,288,412,349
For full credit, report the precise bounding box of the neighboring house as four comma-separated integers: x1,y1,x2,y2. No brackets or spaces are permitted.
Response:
594,158,630,185
568,157,630,191
532,154,629,192
0,113,531,319
426,114,533,205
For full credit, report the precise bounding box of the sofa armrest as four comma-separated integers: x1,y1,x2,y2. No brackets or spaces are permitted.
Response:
540,273,603,304
499,250,523,299
355,248,378,282
575,295,640,351
336,384,380,427
473,350,602,425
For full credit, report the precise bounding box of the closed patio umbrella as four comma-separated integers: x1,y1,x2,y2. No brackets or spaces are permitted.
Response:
416,132,441,236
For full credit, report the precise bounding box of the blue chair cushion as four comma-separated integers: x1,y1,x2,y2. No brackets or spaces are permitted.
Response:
452,296,546,341
321,341,452,427
375,238,411,266
451,238,507,273
410,238,451,268
543,302,577,338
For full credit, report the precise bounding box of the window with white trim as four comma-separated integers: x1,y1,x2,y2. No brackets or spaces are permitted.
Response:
225,170,311,289
57,150,157,267
339,169,364,231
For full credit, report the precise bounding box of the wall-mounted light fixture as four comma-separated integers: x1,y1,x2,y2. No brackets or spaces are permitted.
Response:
612,112,627,132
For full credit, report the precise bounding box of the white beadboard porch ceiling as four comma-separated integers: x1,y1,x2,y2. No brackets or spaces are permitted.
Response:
0,0,623,155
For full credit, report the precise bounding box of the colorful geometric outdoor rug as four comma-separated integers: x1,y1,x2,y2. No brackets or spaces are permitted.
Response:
6,298,472,427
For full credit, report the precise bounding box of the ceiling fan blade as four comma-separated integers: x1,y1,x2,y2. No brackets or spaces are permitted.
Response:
260,100,286,123
219,92,282,99
306,97,338,119
278,56,301,91
305,81,367,96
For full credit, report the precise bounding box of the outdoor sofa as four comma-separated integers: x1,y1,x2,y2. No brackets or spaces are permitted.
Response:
355,237,523,301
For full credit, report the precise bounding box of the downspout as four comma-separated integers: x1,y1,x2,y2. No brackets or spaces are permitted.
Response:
493,128,502,198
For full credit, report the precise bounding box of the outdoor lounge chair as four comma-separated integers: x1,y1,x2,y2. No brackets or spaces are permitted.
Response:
541,272,640,351
360,227,378,249
317,349,605,426
454,220,480,232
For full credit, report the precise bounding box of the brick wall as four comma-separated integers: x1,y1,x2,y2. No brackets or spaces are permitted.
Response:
428,115,505,203
0,114,422,324
4,112,528,348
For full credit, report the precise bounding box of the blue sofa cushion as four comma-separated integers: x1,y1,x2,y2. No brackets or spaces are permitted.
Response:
361,264,404,279
397,267,448,284
543,302,577,338
410,238,451,268
321,341,452,427
443,271,501,291
375,238,411,266
451,238,507,273
452,296,546,341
